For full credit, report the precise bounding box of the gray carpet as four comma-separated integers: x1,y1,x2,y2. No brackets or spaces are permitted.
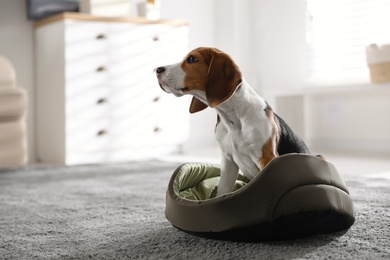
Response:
0,160,389,260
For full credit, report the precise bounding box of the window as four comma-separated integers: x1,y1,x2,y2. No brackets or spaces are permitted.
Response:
306,0,390,85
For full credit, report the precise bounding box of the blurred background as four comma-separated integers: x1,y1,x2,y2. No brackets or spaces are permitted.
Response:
1,0,389,166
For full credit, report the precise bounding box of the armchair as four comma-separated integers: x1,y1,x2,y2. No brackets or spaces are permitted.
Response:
0,56,28,167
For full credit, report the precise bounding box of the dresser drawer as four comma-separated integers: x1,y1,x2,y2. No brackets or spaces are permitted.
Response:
104,85,166,118
66,83,166,120
106,58,157,86
107,23,174,54
66,119,141,152
106,24,158,58
66,114,166,152
66,51,157,88
107,24,188,79
66,54,109,88
65,20,109,61
149,118,189,146
66,85,110,119
65,23,188,88
65,21,183,61
66,102,188,153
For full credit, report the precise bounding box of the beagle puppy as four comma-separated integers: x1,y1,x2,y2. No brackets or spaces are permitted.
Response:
156,47,321,196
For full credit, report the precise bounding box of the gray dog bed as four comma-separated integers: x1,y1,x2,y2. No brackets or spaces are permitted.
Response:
165,154,355,241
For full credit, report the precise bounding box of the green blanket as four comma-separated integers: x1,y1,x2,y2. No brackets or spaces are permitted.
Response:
173,163,251,201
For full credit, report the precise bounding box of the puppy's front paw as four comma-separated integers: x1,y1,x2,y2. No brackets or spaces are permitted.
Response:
216,189,225,197
216,185,231,197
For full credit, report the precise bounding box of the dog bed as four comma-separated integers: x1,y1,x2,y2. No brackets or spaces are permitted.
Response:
165,154,355,241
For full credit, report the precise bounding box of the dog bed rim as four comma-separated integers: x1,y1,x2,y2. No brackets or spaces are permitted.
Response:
169,153,347,204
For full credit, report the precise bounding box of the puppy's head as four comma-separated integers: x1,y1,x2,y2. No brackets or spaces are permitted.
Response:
156,47,242,113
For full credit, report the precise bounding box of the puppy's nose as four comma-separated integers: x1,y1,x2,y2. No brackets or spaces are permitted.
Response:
156,67,165,74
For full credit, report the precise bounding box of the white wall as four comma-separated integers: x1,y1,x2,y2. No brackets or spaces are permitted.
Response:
307,88,390,155
0,0,35,163
252,0,307,103
160,0,219,150
214,0,258,89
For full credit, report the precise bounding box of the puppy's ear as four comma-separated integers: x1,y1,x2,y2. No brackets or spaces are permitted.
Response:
205,49,242,108
189,97,208,113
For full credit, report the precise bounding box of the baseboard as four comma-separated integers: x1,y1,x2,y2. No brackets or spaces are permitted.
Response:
310,138,390,156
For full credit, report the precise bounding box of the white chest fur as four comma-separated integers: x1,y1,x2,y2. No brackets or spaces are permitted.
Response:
215,80,273,179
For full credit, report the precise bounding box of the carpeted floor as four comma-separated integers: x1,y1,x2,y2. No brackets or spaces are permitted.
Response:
0,159,389,259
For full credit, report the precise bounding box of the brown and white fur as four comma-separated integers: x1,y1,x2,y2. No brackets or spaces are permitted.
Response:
156,47,321,197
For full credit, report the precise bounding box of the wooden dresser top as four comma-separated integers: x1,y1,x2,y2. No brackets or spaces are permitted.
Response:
34,12,188,28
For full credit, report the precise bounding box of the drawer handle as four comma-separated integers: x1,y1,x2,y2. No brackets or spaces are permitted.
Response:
97,98,108,104
96,34,106,40
154,127,162,133
97,130,108,136
152,96,160,102
96,66,107,72
152,36,160,42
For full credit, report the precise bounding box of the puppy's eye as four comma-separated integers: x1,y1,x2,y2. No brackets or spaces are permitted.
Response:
186,55,198,64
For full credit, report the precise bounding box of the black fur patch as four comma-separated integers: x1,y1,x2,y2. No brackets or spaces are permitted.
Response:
274,113,311,155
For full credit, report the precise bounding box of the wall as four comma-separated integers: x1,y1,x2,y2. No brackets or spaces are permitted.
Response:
214,0,254,79
252,0,307,103
160,0,219,150
307,88,390,155
0,0,35,163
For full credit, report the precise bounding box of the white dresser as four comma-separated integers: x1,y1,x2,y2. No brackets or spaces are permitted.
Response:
35,13,189,164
